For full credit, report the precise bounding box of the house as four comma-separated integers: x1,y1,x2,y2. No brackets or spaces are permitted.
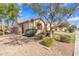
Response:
17,18,60,34
17,18,46,34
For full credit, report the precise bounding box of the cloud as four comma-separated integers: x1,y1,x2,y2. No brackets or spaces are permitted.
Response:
17,3,23,7
18,15,30,20
67,17,79,21
63,3,68,6
60,3,68,7
19,10,22,13
19,11,22,16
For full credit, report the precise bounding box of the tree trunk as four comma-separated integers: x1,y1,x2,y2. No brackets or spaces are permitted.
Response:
49,23,53,38
13,18,19,34
2,25,5,35
1,19,5,35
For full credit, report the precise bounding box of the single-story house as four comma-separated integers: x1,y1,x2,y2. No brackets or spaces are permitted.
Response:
17,18,46,34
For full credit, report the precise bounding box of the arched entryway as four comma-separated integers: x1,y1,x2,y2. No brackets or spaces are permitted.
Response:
37,23,42,30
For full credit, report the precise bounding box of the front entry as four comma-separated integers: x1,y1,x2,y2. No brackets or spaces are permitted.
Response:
37,23,42,30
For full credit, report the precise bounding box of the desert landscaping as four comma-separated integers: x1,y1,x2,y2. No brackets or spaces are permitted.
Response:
0,34,74,56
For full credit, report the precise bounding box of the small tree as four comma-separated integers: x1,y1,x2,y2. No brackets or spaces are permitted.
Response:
0,4,20,35
59,22,70,28
67,25,76,33
6,4,20,34
6,3,19,26
0,4,7,35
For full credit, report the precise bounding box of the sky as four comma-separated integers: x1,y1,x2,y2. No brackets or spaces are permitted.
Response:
18,4,40,21
17,3,79,26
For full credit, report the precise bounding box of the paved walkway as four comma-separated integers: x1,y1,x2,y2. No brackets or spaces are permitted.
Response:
74,31,79,56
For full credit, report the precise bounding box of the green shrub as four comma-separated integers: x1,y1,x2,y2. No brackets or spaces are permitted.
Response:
67,25,76,33
35,32,45,40
60,35,75,43
54,34,61,41
42,37,53,47
24,29,37,37
59,22,70,28
54,31,75,43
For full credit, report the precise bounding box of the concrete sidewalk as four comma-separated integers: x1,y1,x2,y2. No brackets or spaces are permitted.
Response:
74,31,79,56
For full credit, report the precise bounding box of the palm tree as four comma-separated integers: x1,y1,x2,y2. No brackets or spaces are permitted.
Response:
24,3,78,38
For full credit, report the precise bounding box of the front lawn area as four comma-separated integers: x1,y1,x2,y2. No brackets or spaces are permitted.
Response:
54,31,75,43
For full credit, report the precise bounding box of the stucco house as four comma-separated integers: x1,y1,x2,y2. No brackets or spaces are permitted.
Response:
17,18,46,34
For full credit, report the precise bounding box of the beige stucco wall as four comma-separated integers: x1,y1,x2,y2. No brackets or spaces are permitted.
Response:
18,19,45,34
18,26,22,34
35,19,45,31
23,23,29,32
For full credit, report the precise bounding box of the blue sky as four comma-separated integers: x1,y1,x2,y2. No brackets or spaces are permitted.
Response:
17,3,79,25
18,5,40,21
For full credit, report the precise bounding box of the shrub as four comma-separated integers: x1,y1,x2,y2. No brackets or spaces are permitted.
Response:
42,37,53,47
54,28,57,31
59,22,70,28
60,35,75,43
0,29,3,35
24,29,37,37
54,34,61,41
67,25,76,33
11,27,18,34
35,32,45,40
45,31,50,36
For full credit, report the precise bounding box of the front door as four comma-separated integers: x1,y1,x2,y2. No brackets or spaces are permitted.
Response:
37,23,42,30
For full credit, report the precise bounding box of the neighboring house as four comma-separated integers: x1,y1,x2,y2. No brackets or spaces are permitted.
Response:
18,18,46,34
46,23,54,31
56,27,67,32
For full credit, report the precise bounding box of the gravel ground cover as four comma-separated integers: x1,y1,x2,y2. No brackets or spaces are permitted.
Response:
0,34,74,56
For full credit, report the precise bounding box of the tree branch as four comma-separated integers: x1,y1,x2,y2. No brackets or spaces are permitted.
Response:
43,16,50,23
